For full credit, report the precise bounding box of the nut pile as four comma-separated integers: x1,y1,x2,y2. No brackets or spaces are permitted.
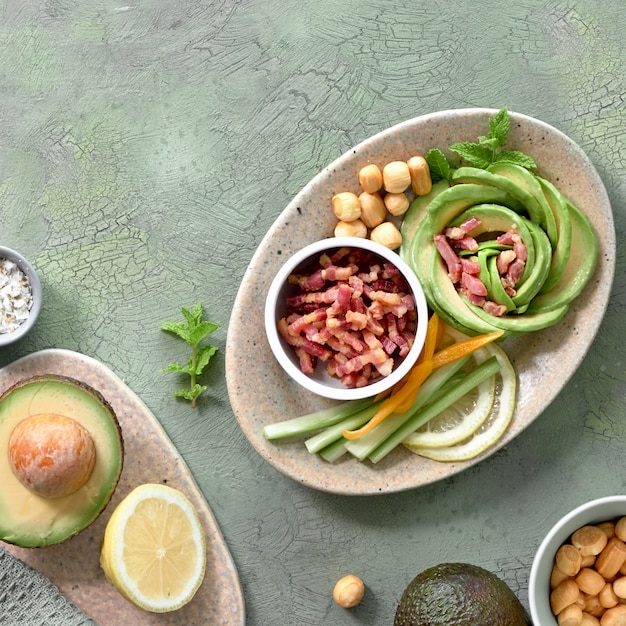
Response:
550,517,626,625
331,156,433,250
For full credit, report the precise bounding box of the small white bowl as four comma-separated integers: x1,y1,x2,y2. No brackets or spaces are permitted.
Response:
0,246,42,347
529,495,626,625
264,236,428,401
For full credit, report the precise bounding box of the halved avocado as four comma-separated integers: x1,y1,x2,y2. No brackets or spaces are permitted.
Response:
0,375,123,548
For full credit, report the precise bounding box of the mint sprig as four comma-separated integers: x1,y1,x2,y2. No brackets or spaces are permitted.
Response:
425,108,537,180
161,303,219,408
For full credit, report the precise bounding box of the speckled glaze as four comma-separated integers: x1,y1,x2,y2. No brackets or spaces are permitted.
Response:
226,108,615,496
1,349,244,625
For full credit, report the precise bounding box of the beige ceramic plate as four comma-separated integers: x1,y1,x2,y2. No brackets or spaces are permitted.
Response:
226,108,615,496
2,349,245,625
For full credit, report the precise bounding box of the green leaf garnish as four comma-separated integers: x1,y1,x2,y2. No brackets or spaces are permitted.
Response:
161,303,219,408
448,108,536,171
424,148,452,182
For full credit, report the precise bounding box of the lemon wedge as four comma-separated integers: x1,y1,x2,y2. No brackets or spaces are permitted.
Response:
100,483,206,613
401,346,496,449
404,340,516,462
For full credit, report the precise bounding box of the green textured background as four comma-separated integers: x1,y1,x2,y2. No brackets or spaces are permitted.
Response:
1,1,625,623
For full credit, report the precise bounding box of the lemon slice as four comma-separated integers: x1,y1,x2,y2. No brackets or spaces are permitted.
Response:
401,346,496,448
404,340,516,462
100,483,206,613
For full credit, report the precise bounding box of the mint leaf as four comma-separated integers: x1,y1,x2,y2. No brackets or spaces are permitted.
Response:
161,361,186,373
160,321,192,343
489,108,510,146
195,344,219,375
424,148,452,182
161,303,219,407
492,149,537,169
173,384,207,402
449,142,493,169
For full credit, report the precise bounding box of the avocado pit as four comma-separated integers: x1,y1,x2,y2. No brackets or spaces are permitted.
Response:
8,413,96,499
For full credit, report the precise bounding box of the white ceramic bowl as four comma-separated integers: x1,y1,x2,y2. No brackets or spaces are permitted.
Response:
0,246,42,347
529,495,626,625
264,236,429,401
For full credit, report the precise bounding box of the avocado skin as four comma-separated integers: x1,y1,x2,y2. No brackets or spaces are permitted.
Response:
0,374,124,548
394,563,531,626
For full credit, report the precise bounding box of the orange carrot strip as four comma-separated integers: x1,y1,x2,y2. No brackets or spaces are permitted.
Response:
343,326,503,441
342,360,433,440
418,312,440,364
431,330,503,369
372,312,439,403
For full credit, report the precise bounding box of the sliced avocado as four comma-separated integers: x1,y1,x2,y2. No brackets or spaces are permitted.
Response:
487,162,558,246
394,562,531,626
536,177,572,294
467,299,569,333
400,179,450,264
510,220,552,307
428,245,502,336
452,166,548,230
425,183,516,232
449,203,536,290
0,375,123,548
527,199,598,313
487,255,515,311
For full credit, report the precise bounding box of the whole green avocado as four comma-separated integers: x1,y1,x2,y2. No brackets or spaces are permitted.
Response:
394,563,531,626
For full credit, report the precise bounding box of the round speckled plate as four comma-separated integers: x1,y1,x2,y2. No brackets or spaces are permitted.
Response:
1,349,245,625
226,108,615,496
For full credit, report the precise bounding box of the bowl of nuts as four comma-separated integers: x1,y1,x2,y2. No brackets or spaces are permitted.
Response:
264,236,429,401
0,246,41,347
529,495,626,625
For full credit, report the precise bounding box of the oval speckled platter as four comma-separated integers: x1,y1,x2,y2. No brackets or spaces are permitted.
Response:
1,349,245,625
226,108,615,496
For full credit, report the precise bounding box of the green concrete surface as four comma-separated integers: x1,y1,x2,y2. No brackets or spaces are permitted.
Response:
1,0,625,623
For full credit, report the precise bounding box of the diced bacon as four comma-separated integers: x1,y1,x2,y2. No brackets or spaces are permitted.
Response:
466,291,486,306
277,247,418,387
323,264,357,282
277,318,332,361
444,226,466,240
451,236,478,252
496,249,517,275
287,309,327,335
288,268,325,291
483,301,508,317
461,272,488,297
461,258,481,275
513,241,527,262
459,216,480,233
327,283,353,314
496,230,520,246
507,258,526,284
434,234,462,283
345,310,367,330
295,348,315,375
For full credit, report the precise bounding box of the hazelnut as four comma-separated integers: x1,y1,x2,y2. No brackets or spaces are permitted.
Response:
333,574,365,608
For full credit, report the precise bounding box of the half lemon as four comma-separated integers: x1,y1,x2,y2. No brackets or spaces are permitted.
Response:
100,483,206,613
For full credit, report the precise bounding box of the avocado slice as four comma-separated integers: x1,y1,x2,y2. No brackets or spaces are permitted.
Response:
452,166,553,237
536,177,572,294
526,199,598,313
400,179,450,263
0,375,123,548
510,220,552,307
487,162,559,247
